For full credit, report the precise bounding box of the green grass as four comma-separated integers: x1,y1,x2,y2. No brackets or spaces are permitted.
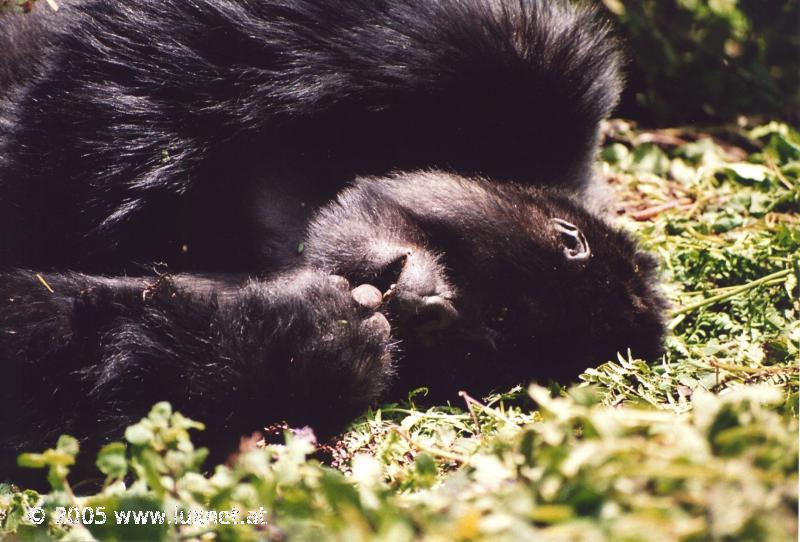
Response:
2,120,797,542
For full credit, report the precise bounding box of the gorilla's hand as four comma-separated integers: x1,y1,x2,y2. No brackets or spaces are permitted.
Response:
242,270,396,419
316,243,459,336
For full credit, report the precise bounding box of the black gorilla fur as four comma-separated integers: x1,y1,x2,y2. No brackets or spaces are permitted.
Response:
0,0,665,483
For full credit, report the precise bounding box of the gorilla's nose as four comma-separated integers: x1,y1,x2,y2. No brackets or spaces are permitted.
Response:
368,246,460,335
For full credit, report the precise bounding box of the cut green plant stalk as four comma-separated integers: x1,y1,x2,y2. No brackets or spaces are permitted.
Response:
670,268,793,319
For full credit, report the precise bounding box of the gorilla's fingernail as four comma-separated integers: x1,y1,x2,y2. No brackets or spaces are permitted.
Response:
362,312,391,339
383,283,397,299
352,284,382,309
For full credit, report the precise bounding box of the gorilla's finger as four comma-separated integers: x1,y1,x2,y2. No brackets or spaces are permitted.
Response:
352,284,383,310
361,312,391,340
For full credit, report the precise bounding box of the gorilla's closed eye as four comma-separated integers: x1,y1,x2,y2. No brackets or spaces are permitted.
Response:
551,218,590,261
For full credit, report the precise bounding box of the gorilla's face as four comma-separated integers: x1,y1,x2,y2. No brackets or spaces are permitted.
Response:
304,171,666,399
382,210,665,398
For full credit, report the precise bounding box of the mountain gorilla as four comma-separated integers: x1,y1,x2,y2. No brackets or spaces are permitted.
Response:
0,0,665,482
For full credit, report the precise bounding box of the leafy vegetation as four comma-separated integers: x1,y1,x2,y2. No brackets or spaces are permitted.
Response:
600,0,799,125
1,121,797,541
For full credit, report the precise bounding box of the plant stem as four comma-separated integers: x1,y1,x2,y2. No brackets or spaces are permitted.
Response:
671,268,792,317
391,427,466,463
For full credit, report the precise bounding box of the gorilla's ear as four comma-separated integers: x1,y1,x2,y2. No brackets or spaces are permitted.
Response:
551,218,591,261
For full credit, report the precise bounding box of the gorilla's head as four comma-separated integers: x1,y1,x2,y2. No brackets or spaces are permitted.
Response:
304,171,667,399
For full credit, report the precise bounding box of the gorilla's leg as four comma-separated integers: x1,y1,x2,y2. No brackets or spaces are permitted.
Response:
0,269,393,483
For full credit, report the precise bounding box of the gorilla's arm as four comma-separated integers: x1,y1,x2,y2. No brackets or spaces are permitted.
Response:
0,269,392,478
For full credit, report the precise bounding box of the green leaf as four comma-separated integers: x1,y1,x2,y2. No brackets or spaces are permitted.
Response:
96,442,128,479
670,157,698,184
722,163,771,183
600,143,630,165
16,453,46,469
413,452,438,488
55,435,79,458
41,449,75,467
632,143,670,175
124,423,154,446
148,402,172,424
